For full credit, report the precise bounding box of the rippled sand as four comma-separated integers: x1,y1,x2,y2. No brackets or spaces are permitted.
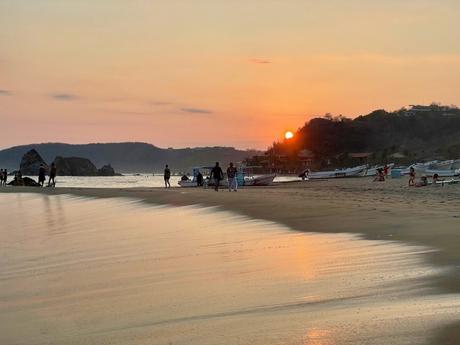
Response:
0,193,459,345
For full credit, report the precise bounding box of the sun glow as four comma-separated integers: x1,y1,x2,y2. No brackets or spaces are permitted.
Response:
284,131,294,140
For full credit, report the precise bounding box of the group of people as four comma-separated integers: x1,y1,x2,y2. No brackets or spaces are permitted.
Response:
0,169,8,186
37,163,57,187
373,165,391,182
408,167,443,187
1,163,57,187
164,161,239,192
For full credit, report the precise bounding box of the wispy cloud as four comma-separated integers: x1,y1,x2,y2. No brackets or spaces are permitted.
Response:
250,58,272,64
50,93,79,101
150,101,174,106
0,89,11,96
181,107,213,114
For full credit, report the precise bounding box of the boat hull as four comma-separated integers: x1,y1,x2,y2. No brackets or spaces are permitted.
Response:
307,165,368,179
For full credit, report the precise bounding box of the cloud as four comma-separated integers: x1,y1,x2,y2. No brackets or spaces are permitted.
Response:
50,93,79,101
250,58,272,64
0,89,11,96
150,101,174,106
180,107,213,114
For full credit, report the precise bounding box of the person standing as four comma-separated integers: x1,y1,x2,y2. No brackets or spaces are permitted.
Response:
196,171,204,187
408,167,415,187
226,162,238,192
3,169,7,186
38,164,46,186
0,169,4,186
210,162,224,191
48,162,57,187
164,164,171,188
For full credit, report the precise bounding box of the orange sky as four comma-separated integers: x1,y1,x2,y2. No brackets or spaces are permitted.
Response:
1,1,460,149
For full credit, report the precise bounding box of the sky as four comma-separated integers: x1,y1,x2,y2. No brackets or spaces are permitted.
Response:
1,0,460,150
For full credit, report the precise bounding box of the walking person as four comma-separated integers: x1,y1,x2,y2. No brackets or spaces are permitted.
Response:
0,169,4,186
408,166,415,187
38,164,46,186
48,162,57,187
3,169,7,186
164,164,171,188
210,162,224,191
227,162,238,192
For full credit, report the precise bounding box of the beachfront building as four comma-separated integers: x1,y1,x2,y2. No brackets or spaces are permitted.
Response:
348,152,373,165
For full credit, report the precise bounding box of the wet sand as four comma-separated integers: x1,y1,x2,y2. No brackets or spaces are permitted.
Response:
1,177,460,343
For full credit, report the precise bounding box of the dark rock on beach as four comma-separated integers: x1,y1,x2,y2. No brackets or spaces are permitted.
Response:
8,176,42,187
19,149,49,175
53,156,98,176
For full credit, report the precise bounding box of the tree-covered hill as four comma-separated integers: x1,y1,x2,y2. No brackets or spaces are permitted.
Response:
271,104,460,167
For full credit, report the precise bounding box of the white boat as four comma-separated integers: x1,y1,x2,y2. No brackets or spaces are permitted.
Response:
430,160,454,170
305,165,368,179
243,173,276,186
424,168,460,178
401,161,438,175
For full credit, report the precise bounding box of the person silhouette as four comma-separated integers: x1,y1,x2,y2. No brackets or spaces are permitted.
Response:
164,164,171,188
210,162,223,191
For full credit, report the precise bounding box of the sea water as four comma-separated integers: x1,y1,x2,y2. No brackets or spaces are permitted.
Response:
18,174,301,189
0,193,459,345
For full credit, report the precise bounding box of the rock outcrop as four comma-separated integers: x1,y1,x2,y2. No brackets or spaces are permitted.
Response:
8,176,41,187
53,156,98,176
19,149,49,175
97,164,117,176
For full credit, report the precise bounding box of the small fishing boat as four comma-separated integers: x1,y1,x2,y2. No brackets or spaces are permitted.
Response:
303,165,368,179
424,168,460,178
243,173,276,186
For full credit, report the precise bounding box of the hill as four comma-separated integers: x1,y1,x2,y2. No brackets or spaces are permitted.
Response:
0,142,261,173
265,103,460,169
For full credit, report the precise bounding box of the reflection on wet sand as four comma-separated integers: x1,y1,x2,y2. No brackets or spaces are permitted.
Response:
0,194,459,345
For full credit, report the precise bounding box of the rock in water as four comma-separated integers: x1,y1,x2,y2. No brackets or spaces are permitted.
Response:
20,149,49,175
97,164,116,176
53,156,98,176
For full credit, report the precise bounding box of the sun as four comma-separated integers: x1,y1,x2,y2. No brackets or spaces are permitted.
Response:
284,131,294,140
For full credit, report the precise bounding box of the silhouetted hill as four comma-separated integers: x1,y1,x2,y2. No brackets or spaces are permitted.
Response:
269,104,460,166
0,142,261,173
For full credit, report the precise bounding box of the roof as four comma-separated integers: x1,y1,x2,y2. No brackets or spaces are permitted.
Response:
349,152,373,158
390,152,406,158
297,149,315,158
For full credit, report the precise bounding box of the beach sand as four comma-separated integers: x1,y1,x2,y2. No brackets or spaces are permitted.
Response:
1,177,460,343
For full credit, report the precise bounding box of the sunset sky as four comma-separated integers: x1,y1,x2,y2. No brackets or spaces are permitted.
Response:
1,0,460,149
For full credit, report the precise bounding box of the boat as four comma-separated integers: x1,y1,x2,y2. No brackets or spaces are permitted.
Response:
178,167,211,187
303,165,368,179
430,160,454,170
424,168,460,178
243,173,276,186
401,161,438,175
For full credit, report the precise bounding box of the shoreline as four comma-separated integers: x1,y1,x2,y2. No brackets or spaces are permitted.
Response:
2,178,460,342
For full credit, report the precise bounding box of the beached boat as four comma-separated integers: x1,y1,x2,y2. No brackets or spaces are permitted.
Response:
429,160,455,170
304,165,368,179
424,168,460,178
401,161,438,175
243,173,276,186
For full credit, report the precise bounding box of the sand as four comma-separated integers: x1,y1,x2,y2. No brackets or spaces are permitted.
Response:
1,177,460,343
